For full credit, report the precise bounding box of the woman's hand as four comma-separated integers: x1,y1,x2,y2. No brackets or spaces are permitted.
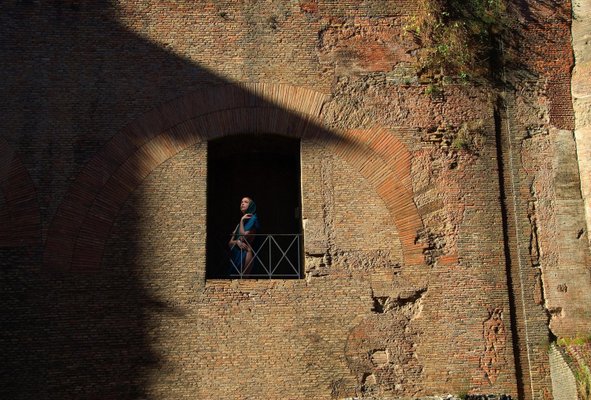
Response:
241,213,252,221
238,213,254,237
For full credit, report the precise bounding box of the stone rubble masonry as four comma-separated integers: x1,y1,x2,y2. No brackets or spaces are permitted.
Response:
0,1,588,399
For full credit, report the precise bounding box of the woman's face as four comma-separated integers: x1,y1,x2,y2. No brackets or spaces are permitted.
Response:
240,197,251,213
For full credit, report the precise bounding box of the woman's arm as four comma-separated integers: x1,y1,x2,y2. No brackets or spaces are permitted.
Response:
228,214,255,250
228,235,241,248
241,216,257,273
238,213,252,235
239,214,257,251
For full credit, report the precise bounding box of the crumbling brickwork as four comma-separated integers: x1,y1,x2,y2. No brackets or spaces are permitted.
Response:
1,1,588,399
572,0,591,260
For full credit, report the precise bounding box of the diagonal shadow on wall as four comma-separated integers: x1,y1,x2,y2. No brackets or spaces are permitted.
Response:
0,1,424,399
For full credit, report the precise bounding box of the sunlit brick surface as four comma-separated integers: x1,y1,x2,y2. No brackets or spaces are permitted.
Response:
1,1,588,399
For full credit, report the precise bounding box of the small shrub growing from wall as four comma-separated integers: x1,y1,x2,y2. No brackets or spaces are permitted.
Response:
406,0,506,80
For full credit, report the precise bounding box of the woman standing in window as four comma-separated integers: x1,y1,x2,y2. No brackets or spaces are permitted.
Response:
228,197,260,276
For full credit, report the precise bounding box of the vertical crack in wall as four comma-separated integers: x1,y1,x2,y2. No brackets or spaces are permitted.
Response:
527,194,540,268
320,156,336,265
493,96,527,399
527,183,554,331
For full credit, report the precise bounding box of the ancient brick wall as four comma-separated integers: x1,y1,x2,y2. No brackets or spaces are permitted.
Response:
1,1,588,399
498,1,591,398
572,0,591,251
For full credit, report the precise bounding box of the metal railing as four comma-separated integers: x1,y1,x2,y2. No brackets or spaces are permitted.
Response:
224,234,302,278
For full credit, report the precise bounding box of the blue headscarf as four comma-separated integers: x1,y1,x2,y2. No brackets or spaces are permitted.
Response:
234,198,259,235
245,198,256,214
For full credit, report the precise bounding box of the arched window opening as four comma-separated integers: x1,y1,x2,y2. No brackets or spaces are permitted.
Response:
206,134,302,279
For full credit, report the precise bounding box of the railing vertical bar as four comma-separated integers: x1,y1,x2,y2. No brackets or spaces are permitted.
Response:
240,244,244,279
297,235,300,277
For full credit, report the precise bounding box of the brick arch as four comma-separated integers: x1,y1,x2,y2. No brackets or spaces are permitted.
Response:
0,137,41,247
44,84,424,272
327,127,424,265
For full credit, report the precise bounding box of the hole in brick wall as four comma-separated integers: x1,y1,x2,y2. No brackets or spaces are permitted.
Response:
548,306,563,317
372,296,389,313
361,373,377,394
556,284,567,293
206,134,303,279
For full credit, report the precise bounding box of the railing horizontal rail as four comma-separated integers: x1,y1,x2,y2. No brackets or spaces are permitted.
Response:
220,233,302,279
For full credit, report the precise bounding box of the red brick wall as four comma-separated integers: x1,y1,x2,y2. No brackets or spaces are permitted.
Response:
1,1,583,399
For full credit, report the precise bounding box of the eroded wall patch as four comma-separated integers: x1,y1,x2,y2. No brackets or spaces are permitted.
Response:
480,307,507,385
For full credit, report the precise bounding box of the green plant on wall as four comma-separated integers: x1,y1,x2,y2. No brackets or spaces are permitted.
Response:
575,364,591,400
557,336,591,347
450,121,485,152
451,135,469,151
424,83,443,97
406,0,506,80
556,335,591,400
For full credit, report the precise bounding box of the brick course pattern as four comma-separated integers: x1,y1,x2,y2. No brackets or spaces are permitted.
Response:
0,138,41,247
1,1,588,399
